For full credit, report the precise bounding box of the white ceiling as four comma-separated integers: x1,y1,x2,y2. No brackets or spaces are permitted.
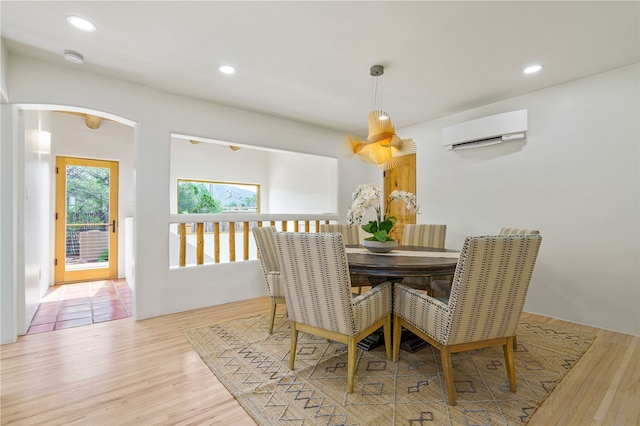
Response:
2,1,638,135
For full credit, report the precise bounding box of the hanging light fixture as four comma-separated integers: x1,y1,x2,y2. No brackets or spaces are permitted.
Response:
348,65,416,170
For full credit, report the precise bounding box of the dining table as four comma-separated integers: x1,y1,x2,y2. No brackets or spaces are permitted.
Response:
345,244,460,351
345,244,459,284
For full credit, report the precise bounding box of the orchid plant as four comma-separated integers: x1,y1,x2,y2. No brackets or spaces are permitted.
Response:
347,184,419,242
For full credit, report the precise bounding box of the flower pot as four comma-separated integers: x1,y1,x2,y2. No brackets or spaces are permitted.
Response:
362,239,398,253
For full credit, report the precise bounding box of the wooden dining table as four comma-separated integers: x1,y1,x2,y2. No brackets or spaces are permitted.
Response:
345,245,460,351
345,245,459,285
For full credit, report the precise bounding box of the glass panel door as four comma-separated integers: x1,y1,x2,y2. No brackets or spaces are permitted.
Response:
55,157,119,283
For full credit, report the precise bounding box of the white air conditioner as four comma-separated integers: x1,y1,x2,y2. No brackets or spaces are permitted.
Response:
442,109,528,150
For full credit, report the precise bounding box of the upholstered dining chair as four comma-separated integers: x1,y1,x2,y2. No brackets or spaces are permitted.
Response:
393,234,542,405
274,232,392,393
319,223,369,294
499,227,540,349
402,224,447,248
428,227,540,301
500,226,540,236
318,223,360,244
401,224,449,295
252,226,285,334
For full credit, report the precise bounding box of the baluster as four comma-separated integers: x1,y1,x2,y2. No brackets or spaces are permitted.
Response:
229,222,236,261
179,223,186,267
214,222,220,263
196,222,204,265
243,222,249,260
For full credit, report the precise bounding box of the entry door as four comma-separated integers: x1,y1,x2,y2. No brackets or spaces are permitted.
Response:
384,154,416,244
55,157,119,283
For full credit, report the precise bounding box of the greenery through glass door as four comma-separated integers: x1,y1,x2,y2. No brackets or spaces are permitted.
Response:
65,165,111,264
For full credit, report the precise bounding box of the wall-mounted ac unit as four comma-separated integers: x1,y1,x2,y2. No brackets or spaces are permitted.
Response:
442,109,528,150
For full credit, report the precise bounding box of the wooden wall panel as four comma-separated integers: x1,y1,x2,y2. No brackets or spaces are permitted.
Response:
384,154,416,244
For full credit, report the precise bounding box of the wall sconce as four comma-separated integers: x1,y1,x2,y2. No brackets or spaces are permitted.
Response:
38,131,51,154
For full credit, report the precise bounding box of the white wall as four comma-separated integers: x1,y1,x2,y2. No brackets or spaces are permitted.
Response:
401,64,639,336
21,111,53,331
267,151,337,214
1,40,8,102
0,39,9,103
1,104,18,343
2,53,371,342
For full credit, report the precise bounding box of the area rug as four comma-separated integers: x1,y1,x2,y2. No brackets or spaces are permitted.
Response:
185,313,594,425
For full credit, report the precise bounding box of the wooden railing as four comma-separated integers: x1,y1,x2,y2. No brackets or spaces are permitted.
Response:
169,213,339,267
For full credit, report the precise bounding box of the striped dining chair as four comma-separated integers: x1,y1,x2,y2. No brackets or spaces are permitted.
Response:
499,227,540,348
500,226,540,236
319,223,369,294
401,224,449,295
393,234,543,405
318,223,360,244
274,232,392,393
402,224,447,248
252,226,285,334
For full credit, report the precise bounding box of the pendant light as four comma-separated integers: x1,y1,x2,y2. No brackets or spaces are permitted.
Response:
348,65,416,170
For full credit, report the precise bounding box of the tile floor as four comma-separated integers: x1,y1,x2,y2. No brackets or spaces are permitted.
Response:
27,279,132,334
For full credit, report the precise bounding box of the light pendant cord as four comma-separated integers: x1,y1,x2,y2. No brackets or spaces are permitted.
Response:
372,77,382,111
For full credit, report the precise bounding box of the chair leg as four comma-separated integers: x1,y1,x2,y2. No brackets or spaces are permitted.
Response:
513,335,518,350
440,347,457,405
268,298,277,334
347,337,357,393
392,315,402,362
503,336,517,392
383,314,392,360
289,322,298,370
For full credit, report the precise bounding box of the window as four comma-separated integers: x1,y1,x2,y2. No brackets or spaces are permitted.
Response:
177,179,260,214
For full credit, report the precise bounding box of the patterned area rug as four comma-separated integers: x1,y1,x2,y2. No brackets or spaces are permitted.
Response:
185,313,594,425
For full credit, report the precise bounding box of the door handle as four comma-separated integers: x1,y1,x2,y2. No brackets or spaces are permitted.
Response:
112,219,116,233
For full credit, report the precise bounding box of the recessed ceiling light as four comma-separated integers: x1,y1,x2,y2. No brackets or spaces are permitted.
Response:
64,50,84,64
524,64,543,74
218,65,236,75
66,16,96,32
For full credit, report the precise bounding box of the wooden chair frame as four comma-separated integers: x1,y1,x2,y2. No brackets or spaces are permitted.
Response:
393,316,515,405
290,314,391,393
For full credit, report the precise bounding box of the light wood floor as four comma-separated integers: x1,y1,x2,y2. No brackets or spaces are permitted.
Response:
1,296,638,425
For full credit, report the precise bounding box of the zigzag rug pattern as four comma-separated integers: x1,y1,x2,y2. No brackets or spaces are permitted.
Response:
185,314,593,425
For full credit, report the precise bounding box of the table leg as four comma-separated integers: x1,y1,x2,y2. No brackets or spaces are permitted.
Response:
358,324,431,352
